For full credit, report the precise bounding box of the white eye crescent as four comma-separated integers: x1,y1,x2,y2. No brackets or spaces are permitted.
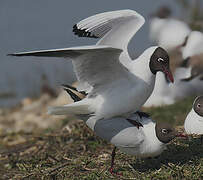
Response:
158,58,164,62
161,129,168,134
197,103,201,108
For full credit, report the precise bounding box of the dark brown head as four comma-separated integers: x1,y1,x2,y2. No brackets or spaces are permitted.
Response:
193,96,203,117
150,6,171,19
155,123,186,143
155,123,176,143
150,47,174,83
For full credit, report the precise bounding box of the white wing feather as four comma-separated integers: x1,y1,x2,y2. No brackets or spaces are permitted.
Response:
9,45,134,94
73,9,145,50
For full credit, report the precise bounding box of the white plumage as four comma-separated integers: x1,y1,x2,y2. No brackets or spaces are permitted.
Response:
47,46,157,119
182,31,203,59
88,113,166,157
150,17,191,52
9,10,173,121
144,68,192,107
184,108,203,135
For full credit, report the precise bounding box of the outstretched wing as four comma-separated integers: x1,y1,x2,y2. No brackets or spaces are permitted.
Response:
8,45,115,58
8,45,133,94
73,9,145,50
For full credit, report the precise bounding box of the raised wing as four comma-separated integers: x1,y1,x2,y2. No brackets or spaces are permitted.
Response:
8,45,133,94
73,9,145,50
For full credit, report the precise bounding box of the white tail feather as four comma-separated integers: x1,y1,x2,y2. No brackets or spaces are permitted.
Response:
48,102,91,115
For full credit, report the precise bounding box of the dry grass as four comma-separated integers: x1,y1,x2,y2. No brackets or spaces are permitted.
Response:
0,97,203,179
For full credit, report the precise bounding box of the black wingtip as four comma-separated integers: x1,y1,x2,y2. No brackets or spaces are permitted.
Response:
61,84,87,96
62,87,82,102
7,54,15,56
72,24,99,39
73,24,77,30
61,84,78,91
7,53,24,57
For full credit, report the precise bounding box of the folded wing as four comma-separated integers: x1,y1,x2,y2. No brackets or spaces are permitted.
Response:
94,116,144,148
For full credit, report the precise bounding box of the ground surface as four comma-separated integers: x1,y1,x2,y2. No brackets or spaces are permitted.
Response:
0,96,203,179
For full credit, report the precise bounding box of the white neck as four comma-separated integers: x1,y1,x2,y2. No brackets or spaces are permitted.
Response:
141,119,166,156
130,47,157,84
191,108,203,122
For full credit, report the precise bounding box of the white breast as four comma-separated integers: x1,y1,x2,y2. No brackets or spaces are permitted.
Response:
150,18,191,51
184,108,203,135
114,118,166,157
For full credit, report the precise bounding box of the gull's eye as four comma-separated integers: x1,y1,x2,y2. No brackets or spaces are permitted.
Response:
157,58,165,62
197,103,201,108
161,128,168,134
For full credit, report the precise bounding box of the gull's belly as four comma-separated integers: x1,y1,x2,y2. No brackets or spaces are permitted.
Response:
184,115,203,135
94,80,154,119
118,142,165,157
184,109,203,135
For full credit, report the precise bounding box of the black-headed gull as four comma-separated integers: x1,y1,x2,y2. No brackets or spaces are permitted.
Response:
184,96,203,143
93,114,184,175
64,87,185,175
181,31,203,60
144,67,194,107
149,6,191,52
9,10,174,122
180,31,203,82
180,53,203,82
144,32,203,107
179,31,203,95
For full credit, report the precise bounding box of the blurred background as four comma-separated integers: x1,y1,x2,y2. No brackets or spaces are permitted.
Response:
1,0,202,107
1,1,203,179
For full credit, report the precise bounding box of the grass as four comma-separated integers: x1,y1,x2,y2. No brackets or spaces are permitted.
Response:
144,96,195,125
0,96,203,179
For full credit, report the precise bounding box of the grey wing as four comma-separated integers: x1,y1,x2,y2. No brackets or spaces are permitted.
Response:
8,45,132,94
72,48,132,94
93,117,144,148
8,45,113,58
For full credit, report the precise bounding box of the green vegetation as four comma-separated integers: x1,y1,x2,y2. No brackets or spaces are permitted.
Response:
145,96,195,125
0,96,203,179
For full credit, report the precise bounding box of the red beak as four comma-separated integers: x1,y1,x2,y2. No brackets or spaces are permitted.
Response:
163,67,174,83
176,132,187,138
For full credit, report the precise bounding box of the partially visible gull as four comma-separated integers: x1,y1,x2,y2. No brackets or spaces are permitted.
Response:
184,96,203,143
149,6,191,52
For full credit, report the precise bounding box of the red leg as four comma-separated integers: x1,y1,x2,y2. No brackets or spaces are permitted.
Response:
109,147,122,176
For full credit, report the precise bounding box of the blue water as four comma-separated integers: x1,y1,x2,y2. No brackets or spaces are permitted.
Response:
0,0,183,107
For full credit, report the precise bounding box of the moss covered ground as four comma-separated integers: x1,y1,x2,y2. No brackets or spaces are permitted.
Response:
0,97,203,179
